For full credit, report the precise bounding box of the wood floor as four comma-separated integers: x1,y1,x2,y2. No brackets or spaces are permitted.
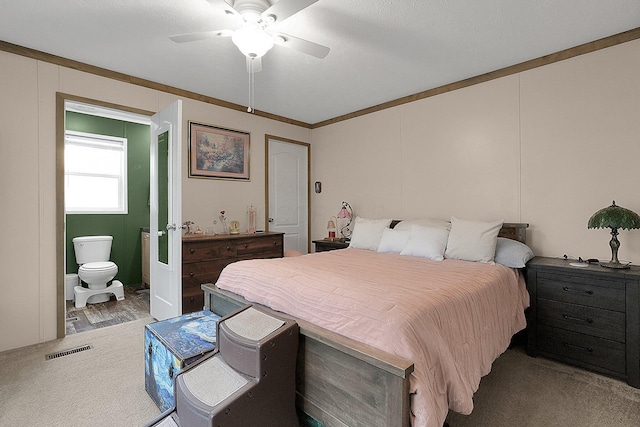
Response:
65,287,151,335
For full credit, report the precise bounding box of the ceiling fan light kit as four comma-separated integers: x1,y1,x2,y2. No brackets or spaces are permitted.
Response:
171,0,329,112
231,22,274,58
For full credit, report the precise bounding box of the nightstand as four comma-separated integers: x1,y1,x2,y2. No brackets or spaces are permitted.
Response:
312,239,350,252
526,256,640,387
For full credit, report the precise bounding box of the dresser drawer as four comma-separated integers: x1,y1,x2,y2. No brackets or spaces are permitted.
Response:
182,288,204,313
537,299,625,342
183,242,237,262
537,325,626,375
236,236,283,258
182,260,234,289
537,273,625,311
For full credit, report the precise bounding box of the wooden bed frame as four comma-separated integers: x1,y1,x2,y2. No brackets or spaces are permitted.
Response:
201,222,529,427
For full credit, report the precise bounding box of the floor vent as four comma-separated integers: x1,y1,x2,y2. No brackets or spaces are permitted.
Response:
45,344,93,360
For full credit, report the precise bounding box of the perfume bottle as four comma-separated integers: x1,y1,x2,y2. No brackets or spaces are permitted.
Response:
248,204,256,234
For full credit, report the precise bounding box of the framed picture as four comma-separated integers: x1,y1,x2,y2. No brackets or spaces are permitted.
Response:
188,121,250,180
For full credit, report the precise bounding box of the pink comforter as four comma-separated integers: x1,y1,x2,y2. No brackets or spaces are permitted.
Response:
216,248,529,427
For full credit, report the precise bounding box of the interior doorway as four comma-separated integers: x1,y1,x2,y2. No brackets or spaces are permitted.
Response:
266,135,310,254
56,93,154,337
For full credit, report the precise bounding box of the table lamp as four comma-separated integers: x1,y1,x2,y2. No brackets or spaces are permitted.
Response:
337,201,353,240
587,200,640,269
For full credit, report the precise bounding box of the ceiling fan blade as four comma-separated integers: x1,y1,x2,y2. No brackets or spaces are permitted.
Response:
262,0,318,24
169,30,233,43
272,32,329,58
246,56,262,73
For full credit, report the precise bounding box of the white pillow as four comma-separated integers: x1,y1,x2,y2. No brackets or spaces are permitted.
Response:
399,224,449,260
393,218,450,232
494,237,534,268
445,217,504,263
349,217,393,251
377,228,411,254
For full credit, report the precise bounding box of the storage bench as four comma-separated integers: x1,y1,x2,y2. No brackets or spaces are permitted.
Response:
144,310,221,411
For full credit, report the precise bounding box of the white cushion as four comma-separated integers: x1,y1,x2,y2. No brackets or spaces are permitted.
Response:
348,217,393,251
377,228,411,254
494,237,534,268
399,225,449,260
445,217,504,263
393,218,450,232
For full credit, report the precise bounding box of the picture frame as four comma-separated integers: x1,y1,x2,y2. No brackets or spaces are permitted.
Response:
188,121,250,180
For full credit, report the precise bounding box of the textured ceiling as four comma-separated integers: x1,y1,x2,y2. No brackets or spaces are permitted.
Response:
1,0,639,125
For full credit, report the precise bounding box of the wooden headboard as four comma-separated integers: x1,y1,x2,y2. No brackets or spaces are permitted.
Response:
390,220,529,244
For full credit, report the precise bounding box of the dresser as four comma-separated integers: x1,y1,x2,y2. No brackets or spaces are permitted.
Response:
182,232,284,313
526,257,640,387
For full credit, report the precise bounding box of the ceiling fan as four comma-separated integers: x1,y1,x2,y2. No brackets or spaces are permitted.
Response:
170,0,330,73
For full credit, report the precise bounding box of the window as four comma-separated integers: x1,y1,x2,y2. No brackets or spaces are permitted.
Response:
65,131,128,214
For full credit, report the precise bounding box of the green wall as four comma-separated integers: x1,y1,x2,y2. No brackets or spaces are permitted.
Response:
65,111,150,288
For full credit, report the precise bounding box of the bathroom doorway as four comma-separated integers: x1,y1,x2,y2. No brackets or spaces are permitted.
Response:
57,94,154,336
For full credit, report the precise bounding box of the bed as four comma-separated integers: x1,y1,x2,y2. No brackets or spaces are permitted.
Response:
202,220,531,427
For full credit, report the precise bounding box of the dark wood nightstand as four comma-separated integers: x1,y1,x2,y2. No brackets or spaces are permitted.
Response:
312,239,350,252
526,256,640,387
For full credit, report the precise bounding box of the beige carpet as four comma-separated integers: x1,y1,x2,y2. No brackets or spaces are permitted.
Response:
2,321,639,427
446,347,640,426
0,317,161,427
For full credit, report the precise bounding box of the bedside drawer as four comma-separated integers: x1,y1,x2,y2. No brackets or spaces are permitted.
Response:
537,273,625,311
537,299,625,342
537,325,626,375
183,242,237,262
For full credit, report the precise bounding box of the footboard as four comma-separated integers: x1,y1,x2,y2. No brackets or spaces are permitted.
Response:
202,283,414,427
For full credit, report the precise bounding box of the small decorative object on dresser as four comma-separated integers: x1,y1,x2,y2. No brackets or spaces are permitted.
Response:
526,256,640,388
587,200,640,269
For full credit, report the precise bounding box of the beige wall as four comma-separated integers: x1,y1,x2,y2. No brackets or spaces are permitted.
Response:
0,50,310,352
3,37,639,353
311,39,640,266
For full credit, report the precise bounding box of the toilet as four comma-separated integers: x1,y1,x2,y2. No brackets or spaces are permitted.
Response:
72,235,125,308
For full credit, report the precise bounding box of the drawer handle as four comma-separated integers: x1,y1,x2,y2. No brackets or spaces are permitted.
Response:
562,342,593,353
226,246,231,251
562,286,594,295
244,244,248,248
273,241,277,245
562,314,593,324
190,248,195,254
190,272,194,277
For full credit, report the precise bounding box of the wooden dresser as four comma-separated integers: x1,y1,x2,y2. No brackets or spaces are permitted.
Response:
182,232,283,314
526,257,640,387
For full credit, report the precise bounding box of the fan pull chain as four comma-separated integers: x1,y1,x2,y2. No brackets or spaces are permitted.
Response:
247,58,255,113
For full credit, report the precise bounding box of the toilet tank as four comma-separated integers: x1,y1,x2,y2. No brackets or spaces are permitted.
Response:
73,236,113,264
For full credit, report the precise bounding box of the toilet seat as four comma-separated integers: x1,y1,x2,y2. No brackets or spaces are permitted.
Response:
79,261,117,272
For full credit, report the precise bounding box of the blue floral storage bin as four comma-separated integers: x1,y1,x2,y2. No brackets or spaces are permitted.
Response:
144,310,220,411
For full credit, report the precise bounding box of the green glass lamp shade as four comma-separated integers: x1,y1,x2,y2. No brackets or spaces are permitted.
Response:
588,201,640,268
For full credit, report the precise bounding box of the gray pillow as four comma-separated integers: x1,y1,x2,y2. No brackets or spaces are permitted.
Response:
494,237,534,268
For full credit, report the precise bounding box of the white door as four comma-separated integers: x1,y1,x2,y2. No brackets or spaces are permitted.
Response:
150,100,182,320
267,137,309,254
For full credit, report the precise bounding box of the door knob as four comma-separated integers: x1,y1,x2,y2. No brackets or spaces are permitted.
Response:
268,218,274,223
